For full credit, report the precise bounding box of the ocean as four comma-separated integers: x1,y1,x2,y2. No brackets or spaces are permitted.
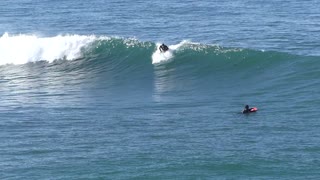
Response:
1,0,320,179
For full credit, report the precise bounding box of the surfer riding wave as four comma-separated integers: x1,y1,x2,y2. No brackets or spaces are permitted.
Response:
159,43,169,52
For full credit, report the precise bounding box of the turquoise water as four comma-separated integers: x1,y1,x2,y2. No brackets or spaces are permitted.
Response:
1,0,320,179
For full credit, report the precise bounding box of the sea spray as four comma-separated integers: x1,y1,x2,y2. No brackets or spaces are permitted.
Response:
0,33,100,65
152,41,188,64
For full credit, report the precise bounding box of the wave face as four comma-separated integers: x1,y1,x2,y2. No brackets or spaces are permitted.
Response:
1,33,319,104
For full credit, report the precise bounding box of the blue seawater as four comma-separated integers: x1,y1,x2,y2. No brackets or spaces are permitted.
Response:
1,0,320,179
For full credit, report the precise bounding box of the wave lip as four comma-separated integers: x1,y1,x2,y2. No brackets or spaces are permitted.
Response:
0,33,105,65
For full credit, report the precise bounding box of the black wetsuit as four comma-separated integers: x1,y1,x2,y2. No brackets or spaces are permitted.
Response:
159,44,169,52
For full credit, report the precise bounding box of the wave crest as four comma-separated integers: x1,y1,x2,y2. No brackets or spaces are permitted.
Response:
0,33,105,65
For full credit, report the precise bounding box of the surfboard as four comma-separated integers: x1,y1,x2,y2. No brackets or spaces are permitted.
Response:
250,107,258,112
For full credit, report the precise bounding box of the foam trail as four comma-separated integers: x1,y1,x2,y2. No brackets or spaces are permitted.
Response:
152,41,188,64
0,33,100,65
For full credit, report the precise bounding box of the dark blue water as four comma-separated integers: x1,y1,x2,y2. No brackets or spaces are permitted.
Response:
1,0,320,179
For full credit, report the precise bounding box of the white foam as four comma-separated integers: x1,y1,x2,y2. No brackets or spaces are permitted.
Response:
151,41,188,64
0,33,102,65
